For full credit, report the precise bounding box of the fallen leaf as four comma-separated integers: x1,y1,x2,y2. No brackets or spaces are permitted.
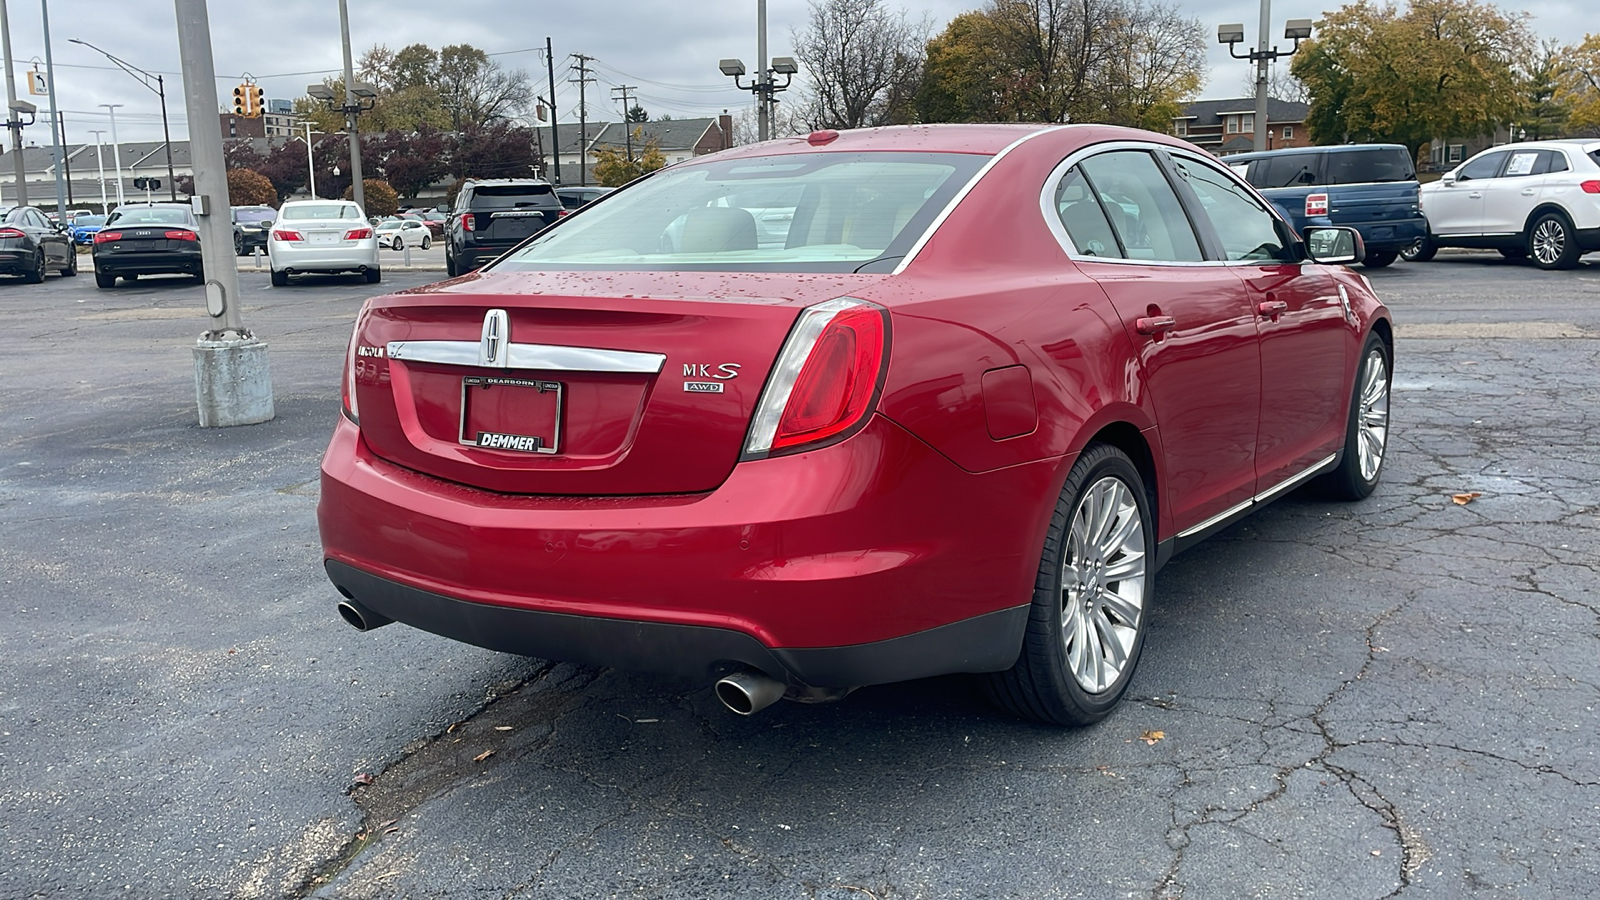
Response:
1451,492,1482,505
493,726,513,731
635,718,660,724
1140,730,1165,745
384,826,399,835
473,749,495,762
351,772,374,786
1371,849,1382,857
378,818,398,830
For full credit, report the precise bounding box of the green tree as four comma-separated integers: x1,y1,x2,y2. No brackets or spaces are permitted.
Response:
1556,34,1600,134
917,12,1010,122
344,179,399,217
1519,40,1570,139
1292,0,1532,153
627,105,650,123
227,168,276,207
592,133,667,187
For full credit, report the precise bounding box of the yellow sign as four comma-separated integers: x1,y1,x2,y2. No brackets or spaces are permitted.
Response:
27,70,47,96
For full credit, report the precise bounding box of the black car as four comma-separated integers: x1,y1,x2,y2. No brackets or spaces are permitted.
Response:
92,203,203,288
232,205,276,256
445,178,565,277
555,185,614,210
0,205,77,282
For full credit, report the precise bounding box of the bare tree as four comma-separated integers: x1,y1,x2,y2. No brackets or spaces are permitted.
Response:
730,103,807,144
793,0,930,130
436,44,535,131
1097,1,1206,128
1238,61,1311,104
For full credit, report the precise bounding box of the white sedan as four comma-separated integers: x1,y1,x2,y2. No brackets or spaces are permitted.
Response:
268,200,381,286
374,217,432,251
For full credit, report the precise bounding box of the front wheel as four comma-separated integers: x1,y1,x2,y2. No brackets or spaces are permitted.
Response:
1528,212,1580,270
1362,249,1399,269
1316,333,1392,501
61,250,78,277
1400,235,1436,263
985,443,1153,726
421,235,431,250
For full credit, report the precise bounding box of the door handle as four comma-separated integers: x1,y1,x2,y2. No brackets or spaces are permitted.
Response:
1521,189,1536,196
1257,300,1289,321
1468,192,1482,199
1135,315,1176,336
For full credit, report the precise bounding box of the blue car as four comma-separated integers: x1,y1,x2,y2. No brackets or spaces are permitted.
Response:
1226,144,1427,268
69,215,106,245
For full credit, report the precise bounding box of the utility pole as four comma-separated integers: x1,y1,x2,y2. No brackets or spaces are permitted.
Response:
612,85,636,161
569,53,595,186
175,0,273,427
100,103,124,207
337,0,364,212
88,127,106,213
0,0,29,207
545,37,560,186
40,0,65,214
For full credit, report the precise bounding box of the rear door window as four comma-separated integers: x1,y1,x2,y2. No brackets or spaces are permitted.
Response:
1502,151,1541,178
1076,151,1205,262
1323,148,1414,184
1053,166,1124,258
1258,153,1321,188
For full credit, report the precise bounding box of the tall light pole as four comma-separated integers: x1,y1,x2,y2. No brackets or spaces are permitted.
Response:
302,121,316,197
69,38,179,201
87,127,106,213
337,0,364,212
175,0,274,428
0,0,30,206
99,102,124,207
41,1,67,214
1219,7,1313,152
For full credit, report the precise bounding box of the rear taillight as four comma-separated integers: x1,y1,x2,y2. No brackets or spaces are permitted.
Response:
164,230,198,241
1581,180,1600,194
461,213,475,232
557,209,570,218
744,298,889,458
342,303,372,425
0,227,25,239
344,227,373,240
94,230,122,243
273,229,304,242
1305,193,1329,217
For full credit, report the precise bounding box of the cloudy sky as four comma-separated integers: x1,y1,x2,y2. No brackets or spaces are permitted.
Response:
0,0,1583,147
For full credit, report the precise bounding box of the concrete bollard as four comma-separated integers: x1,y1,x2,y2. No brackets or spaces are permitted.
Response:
194,336,275,427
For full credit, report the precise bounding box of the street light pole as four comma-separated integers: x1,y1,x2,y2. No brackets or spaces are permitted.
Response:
67,38,179,200
41,0,67,214
756,0,768,141
303,121,316,197
88,127,106,213
337,0,365,212
1219,12,1313,153
0,0,30,207
100,103,124,207
1254,0,1271,153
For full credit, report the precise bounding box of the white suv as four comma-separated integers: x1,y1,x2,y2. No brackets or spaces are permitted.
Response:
1409,140,1600,269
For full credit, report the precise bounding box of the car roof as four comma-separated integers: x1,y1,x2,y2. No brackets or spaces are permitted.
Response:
1226,143,1407,162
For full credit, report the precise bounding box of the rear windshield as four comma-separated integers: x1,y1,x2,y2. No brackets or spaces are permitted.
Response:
496,151,986,273
1322,148,1415,185
1251,153,1320,188
471,184,558,209
74,215,105,227
279,203,362,220
234,208,275,223
106,207,193,227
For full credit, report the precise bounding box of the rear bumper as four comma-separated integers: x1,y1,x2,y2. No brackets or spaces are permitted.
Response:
92,248,202,275
269,241,379,273
1576,227,1600,254
318,414,1061,686
0,247,34,271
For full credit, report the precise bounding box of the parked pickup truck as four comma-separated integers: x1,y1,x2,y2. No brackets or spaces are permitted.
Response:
1226,143,1427,268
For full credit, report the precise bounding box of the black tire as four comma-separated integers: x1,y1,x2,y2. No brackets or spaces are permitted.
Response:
60,250,77,277
365,267,382,284
421,235,430,250
1361,249,1399,269
1498,246,1527,260
984,443,1154,727
1401,235,1436,263
445,248,458,278
1316,332,1391,501
270,269,289,287
94,271,115,289
1527,211,1580,270
22,251,44,284
234,234,246,257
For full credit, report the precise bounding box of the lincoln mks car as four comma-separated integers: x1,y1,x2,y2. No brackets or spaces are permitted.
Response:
319,124,1392,725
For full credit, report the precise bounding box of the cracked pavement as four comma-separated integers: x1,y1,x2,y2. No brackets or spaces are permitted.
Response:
1,253,1596,898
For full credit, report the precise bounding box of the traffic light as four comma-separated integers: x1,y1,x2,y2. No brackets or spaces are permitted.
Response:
248,86,264,118
232,84,248,116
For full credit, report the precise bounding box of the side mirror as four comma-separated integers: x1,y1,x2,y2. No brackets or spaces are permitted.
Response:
1441,174,1456,187
1303,226,1364,265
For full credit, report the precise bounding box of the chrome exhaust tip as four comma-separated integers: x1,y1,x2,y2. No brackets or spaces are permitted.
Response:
337,599,392,631
714,669,787,716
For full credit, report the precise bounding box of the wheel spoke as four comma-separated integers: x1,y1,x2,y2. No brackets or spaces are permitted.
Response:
1093,611,1128,673
1102,550,1146,584
1099,587,1143,625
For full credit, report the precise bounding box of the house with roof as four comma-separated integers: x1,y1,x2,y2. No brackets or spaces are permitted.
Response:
535,115,733,185
1173,98,1311,156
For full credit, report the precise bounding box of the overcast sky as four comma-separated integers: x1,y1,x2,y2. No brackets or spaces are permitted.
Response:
0,0,1583,147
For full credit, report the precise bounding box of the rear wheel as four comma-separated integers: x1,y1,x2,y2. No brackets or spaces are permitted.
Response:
1316,333,1391,501
1528,212,1580,270
421,235,431,250
22,251,43,284
94,271,115,289
445,247,458,277
1361,249,1399,269
234,234,246,257
365,267,382,284
985,443,1152,727
270,269,288,287
1400,235,1436,263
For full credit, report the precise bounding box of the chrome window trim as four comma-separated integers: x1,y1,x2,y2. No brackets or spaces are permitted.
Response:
891,126,1066,275
388,340,666,374
1039,140,1296,269
1175,453,1338,539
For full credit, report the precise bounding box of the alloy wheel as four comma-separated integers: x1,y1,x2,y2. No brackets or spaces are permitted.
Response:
1356,348,1390,482
1532,218,1566,266
1061,475,1147,694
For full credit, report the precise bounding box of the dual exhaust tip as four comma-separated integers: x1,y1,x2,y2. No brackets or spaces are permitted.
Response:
334,597,789,716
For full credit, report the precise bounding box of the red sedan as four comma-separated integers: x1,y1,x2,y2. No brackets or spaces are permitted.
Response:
320,124,1391,726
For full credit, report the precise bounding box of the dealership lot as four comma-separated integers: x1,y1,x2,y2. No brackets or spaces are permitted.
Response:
1,256,1596,898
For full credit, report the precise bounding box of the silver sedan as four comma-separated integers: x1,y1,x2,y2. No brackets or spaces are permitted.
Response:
268,200,381,286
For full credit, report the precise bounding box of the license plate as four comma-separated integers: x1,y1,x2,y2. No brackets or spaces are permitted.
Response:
123,240,157,251
310,233,339,244
459,376,561,454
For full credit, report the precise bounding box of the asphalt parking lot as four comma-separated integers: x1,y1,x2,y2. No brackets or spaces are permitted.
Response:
1,253,1596,898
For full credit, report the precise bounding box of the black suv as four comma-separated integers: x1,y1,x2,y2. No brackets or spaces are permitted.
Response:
231,205,276,256
446,178,564,276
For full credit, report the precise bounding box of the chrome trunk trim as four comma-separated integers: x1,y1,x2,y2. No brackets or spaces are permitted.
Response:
387,340,666,373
